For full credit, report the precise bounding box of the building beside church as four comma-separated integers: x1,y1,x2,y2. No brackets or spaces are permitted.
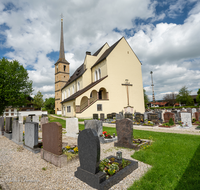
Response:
55,18,145,117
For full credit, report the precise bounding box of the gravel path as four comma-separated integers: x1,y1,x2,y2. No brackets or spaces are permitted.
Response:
0,135,151,190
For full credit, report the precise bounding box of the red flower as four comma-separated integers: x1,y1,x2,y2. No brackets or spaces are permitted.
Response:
105,135,108,137
103,131,107,134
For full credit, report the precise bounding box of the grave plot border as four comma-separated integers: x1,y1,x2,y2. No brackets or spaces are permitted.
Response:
75,155,138,190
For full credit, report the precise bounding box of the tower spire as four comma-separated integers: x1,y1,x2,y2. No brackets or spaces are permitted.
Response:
59,13,66,61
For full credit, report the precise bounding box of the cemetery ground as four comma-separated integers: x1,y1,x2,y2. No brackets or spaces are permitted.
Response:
0,116,200,189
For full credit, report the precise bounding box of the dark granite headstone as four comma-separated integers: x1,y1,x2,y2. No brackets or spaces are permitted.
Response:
0,117,4,135
42,122,62,155
84,120,102,137
100,113,105,121
93,114,98,120
5,117,12,133
134,113,144,123
124,113,133,120
155,111,163,123
41,114,48,118
112,113,117,118
77,128,100,174
107,114,113,119
164,112,175,123
114,118,137,149
148,113,159,124
171,110,178,122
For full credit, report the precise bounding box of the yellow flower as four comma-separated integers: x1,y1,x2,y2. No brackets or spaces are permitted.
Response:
23,131,25,133
66,145,71,149
73,147,78,152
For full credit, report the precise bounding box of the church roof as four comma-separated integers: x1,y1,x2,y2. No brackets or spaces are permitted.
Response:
92,43,107,56
91,37,123,69
62,64,86,89
61,75,108,103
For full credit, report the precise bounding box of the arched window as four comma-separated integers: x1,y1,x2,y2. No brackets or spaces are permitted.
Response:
68,88,70,96
98,68,101,79
64,65,66,71
57,65,58,72
77,82,80,91
72,85,74,94
65,90,67,98
95,70,98,81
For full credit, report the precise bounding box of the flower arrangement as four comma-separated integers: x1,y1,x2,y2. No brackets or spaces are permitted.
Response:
143,121,154,126
62,145,78,154
99,157,130,179
102,131,112,139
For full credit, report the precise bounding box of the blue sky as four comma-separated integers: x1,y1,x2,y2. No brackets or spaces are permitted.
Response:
0,0,200,100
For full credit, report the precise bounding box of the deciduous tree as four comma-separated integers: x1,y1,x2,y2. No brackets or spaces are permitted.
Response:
33,91,44,110
196,89,200,106
144,89,149,108
163,92,177,106
0,58,33,115
44,97,55,111
176,86,194,106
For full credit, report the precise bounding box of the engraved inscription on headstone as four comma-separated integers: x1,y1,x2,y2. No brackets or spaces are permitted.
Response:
180,112,192,127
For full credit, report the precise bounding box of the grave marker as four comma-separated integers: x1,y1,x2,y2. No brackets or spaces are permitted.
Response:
0,117,4,135
66,118,79,137
84,120,102,137
12,120,23,145
164,112,175,123
4,117,12,140
100,113,105,121
180,112,192,127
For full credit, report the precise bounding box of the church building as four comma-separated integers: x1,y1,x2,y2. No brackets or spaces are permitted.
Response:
55,18,145,117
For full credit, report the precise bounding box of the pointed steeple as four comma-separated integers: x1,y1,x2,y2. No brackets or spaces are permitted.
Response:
56,14,69,64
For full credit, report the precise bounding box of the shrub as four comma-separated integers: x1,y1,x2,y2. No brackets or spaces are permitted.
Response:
169,118,174,126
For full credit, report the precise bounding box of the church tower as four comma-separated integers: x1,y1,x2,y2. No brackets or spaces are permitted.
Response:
55,15,70,114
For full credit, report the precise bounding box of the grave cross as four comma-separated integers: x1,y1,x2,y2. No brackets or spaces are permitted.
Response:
122,79,133,106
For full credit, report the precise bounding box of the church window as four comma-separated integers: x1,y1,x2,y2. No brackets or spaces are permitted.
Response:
64,65,66,71
65,90,67,98
57,65,58,72
68,89,70,96
67,106,71,112
95,70,98,81
72,85,74,94
98,68,101,79
97,104,102,111
77,82,80,91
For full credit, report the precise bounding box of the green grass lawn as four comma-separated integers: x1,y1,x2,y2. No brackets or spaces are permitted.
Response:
49,116,200,189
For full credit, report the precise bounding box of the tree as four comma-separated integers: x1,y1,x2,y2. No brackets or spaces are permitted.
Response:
176,86,194,106
44,97,55,110
0,58,33,115
163,92,177,106
144,89,149,108
33,91,44,110
196,89,200,106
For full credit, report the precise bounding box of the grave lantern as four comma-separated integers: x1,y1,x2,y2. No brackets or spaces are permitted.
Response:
116,151,122,161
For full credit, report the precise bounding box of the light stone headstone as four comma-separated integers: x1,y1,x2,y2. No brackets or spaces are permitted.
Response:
26,116,31,123
0,117,4,135
40,117,48,130
192,108,197,117
33,115,39,123
180,112,192,127
12,120,23,145
66,118,79,137
25,122,39,149
84,120,102,137
116,113,123,120
19,116,23,124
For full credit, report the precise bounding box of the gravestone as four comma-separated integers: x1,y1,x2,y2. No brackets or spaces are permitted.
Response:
124,113,133,120
0,117,4,135
18,116,24,124
192,108,197,117
164,112,175,123
134,113,144,123
148,113,159,124
66,118,79,137
4,117,12,140
180,112,192,127
12,120,23,145
33,115,39,123
194,112,200,122
26,116,31,123
75,128,106,188
107,114,113,119
23,122,40,153
114,118,137,149
144,112,150,121
171,110,178,122
155,111,163,123
112,113,117,118
116,113,123,120
100,113,105,121
42,122,62,155
84,120,102,137
40,117,48,130
93,114,98,120
42,114,48,117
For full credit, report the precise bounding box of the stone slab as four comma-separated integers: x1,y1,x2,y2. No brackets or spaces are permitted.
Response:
4,132,12,140
66,118,79,138
5,117,12,133
11,120,23,145
42,122,62,155
99,137,118,144
0,117,4,133
25,122,39,149
84,120,102,137
180,112,192,127
32,115,39,123
23,144,40,154
41,149,68,168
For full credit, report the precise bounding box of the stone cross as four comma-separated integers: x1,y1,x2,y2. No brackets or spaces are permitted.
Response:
122,79,133,106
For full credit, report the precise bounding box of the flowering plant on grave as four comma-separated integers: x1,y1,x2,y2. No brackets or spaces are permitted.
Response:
102,131,112,138
62,145,78,154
